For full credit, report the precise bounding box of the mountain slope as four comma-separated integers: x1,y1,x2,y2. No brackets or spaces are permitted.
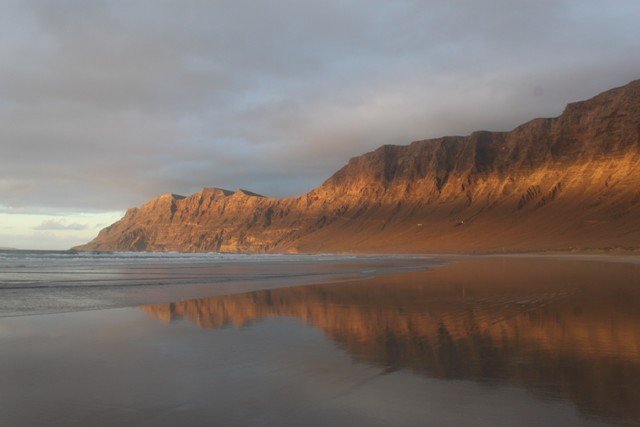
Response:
75,80,640,253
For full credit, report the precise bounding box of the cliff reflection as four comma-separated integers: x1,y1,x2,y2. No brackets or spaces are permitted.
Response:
141,258,640,423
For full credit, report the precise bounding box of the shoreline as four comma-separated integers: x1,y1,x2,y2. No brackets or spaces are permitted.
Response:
0,254,448,319
4,251,640,320
67,246,640,256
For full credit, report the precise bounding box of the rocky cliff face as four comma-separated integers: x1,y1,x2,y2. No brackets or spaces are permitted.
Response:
75,80,640,253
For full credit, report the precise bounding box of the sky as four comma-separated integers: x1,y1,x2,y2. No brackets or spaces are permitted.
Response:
1,0,639,249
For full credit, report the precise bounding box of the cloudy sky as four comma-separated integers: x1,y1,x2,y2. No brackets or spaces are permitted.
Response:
1,0,639,249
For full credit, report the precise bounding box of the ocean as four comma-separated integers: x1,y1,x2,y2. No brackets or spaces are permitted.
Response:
0,250,440,317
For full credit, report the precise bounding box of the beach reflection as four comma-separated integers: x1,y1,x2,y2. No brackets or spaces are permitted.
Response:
141,257,640,424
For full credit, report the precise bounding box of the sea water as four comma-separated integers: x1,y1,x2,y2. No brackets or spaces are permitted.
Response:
0,250,440,316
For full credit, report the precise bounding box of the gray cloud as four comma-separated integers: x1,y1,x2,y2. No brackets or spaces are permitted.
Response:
1,0,639,211
33,219,89,231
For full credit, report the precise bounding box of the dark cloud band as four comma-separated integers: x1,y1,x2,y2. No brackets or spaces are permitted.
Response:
1,0,639,213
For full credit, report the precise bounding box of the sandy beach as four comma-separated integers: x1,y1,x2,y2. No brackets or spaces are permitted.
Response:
2,255,639,426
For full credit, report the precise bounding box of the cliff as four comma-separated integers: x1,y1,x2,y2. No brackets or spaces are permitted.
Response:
75,80,640,253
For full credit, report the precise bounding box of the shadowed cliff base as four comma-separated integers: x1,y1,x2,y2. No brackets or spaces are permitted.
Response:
76,80,640,253
141,257,640,424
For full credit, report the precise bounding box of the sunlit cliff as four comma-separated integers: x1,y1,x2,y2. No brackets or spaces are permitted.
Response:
77,80,640,252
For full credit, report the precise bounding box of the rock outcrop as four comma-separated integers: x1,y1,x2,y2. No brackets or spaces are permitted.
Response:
75,80,640,253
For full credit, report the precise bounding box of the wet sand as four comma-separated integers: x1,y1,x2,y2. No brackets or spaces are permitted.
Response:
1,256,639,426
